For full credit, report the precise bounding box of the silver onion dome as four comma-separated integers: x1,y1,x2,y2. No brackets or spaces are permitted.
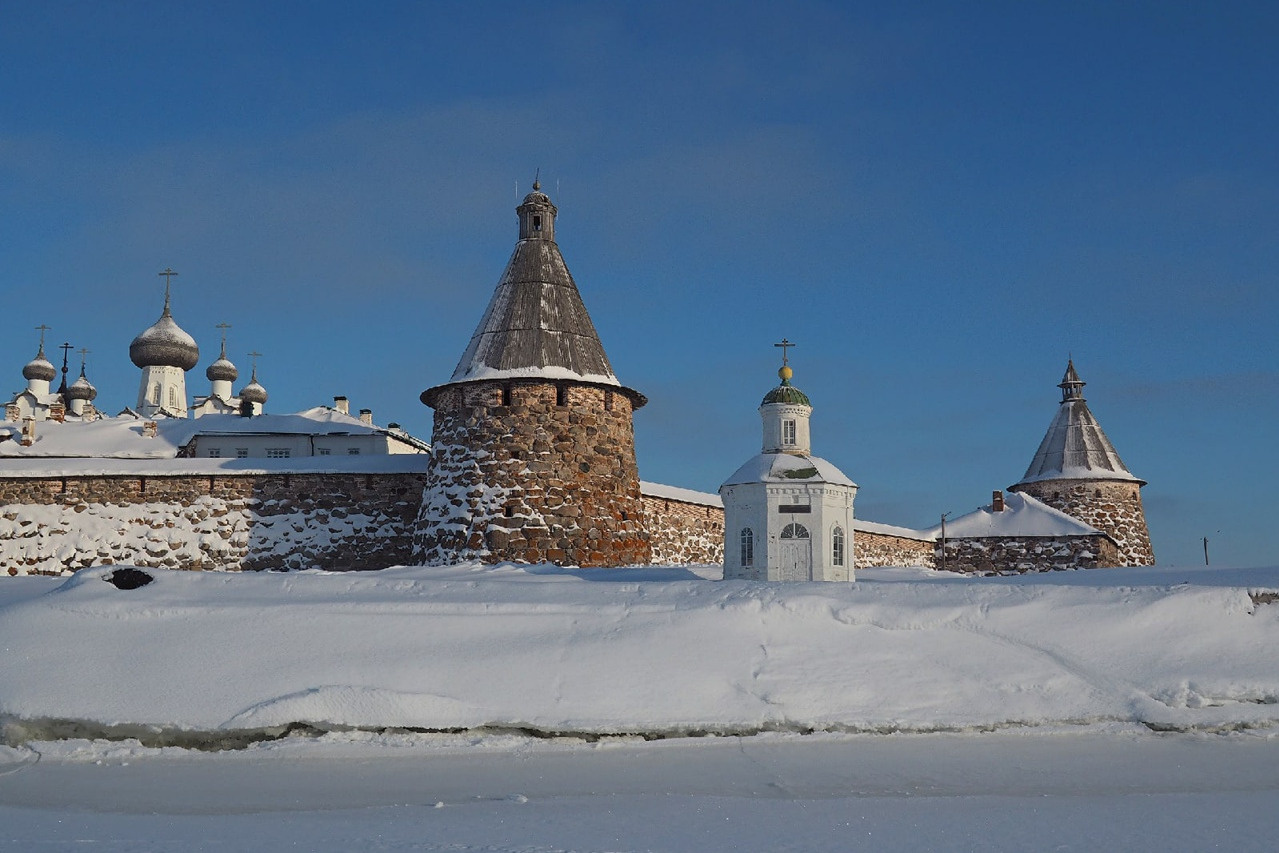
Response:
238,366,268,405
129,295,200,371
22,343,57,382
205,341,239,383
66,368,97,402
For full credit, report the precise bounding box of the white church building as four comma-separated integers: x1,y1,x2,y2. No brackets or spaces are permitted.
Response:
719,348,857,582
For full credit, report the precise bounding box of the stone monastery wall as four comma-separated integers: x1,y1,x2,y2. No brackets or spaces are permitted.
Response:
415,381,650,567
1012,479,1153,566
940,534,1119,575
0,472,425,576
642,493,724,566
854,529,935,570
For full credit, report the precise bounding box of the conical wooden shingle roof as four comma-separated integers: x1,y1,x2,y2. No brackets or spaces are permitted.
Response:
423,183,643,407
1014,360,1142,485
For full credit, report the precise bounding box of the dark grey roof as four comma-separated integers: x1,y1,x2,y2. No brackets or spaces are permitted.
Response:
206,340,239,382
238,367,268,405
129,295,200,371
1014,360,1142,485
22,343,56,382
423,185,644,408
66,367,97,402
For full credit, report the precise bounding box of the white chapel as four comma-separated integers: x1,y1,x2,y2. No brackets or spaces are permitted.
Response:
719,344,857,582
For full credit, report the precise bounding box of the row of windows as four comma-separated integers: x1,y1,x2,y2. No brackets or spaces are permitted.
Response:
738,524,846,567
150,384,180,408
498,384,616,411
207,447,363,458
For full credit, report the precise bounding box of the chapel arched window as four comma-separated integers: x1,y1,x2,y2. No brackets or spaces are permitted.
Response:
740,528,754,567
780,523,809,540
832,525,845,566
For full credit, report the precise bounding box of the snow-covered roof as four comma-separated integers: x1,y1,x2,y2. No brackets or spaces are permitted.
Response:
0,408,428,460
922,491,1102,539
720,452,857,489
1015,361,1142,486
641,481,723,508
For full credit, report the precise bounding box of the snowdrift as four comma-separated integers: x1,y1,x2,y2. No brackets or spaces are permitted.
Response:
1,563,1277,745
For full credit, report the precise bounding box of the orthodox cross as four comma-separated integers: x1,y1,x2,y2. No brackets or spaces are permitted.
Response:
248,351,262,371
34,324,51,350
216,322,232,346
77,347,90,369
158,267,179,306
773,338,796,366
57,342,73,394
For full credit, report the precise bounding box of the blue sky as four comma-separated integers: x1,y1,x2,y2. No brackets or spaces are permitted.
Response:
2,1,1275,566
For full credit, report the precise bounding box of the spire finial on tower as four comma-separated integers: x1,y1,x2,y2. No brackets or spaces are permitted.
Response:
77,347,90,375
57,341,73,396
216,322,232,357
158,267,179,314
533,168,541,191
773,338,796,384
248,350,262,377
1058,357,1085,403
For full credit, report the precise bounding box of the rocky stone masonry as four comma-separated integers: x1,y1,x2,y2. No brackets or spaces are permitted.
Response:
939,534,1120,575
0,472,425,576
1011,479,1154,566
854,529,935,570
414,381,651,567
642,494,723,566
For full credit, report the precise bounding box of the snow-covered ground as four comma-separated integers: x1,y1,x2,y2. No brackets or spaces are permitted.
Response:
2,562,1278,850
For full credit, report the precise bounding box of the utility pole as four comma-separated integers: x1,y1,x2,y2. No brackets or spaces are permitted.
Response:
939,512,951,572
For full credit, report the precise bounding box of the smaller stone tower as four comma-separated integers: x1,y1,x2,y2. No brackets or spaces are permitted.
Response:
129,269,199,418
415,180,649,567
719,346,857,582
1009,360,1154,566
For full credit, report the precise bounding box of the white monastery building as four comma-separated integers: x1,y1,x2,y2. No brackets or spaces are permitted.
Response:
720,348,857,582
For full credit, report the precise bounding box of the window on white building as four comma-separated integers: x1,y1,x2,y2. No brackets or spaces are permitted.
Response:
832,526,845,566
151,384,161,405
740,528,754,567
266,448,290,458
782,419,796,446
347,448,360,455
780,523,809,540
168,386,177,408
318,448,331,456
207,448,221,458
235,448,249,458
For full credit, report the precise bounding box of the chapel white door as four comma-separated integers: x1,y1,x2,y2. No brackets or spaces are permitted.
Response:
778,523,811,581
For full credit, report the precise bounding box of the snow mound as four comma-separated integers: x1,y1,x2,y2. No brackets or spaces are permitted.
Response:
1,563,1278,746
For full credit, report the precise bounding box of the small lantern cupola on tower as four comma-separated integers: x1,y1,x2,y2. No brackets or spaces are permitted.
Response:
517,174,557,242
129,268,199,418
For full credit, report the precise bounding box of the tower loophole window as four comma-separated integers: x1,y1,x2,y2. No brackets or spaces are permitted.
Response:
556,384,568,407
533,215,541,232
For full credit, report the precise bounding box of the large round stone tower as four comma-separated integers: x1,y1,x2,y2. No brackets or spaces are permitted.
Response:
414,181,650,567
1009,360,1155,566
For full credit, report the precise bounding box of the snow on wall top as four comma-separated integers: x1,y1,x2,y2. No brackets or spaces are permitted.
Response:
641,481,723,508
923,491,1102,539
851,518,935,541
0,408,426,460
0,454,428,478
719,452,857,490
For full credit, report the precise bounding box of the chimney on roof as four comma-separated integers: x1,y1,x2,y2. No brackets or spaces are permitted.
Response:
334,396,349,415
992,490,1005,512
142,420,158,438
358,408,373,426
20,417,35,446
